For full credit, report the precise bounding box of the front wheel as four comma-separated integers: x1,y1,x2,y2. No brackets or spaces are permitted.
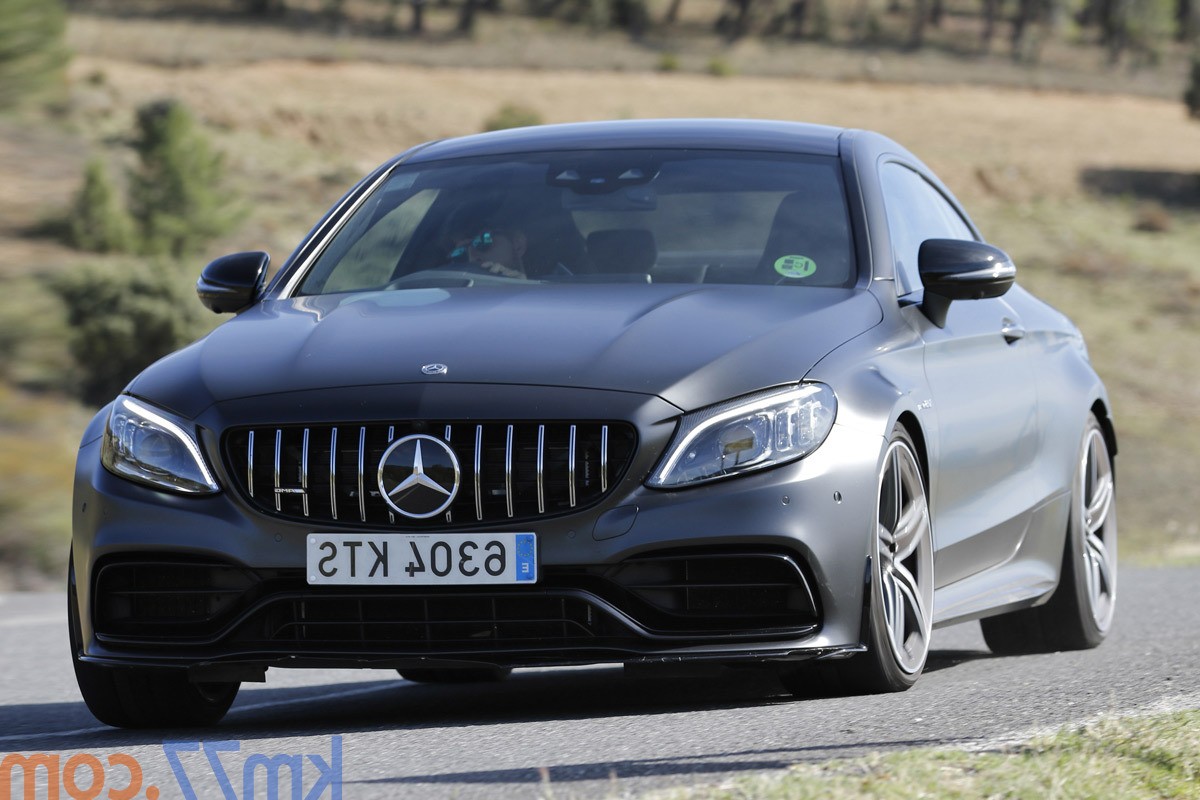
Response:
782,427,933,695
69,556,239,728
981,413,1116,654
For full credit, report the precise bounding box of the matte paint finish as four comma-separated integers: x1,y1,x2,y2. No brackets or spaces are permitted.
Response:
129,286,882,420
74,119,1115,676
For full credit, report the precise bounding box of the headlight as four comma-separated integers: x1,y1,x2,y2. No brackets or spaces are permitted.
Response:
648,384,836,488
101,396,219,495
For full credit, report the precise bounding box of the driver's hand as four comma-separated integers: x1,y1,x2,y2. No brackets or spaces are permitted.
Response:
477,261,524,279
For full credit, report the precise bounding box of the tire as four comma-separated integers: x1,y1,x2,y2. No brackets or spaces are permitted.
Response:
981,413,1116,655
69,556,239,729
398,667,512,684
782,426,934,696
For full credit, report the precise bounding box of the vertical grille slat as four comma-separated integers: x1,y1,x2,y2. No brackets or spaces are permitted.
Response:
357,427,367,523
329,427,339,521
536,425,546,515
226,421,635,528
568,424,577,508
474,425,484,522
247,430,255,498
273,429,283,512
504,425,515,519
301,428,311,518
601,425,609,493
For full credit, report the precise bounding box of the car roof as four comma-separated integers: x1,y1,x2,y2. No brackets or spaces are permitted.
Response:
401,118,848,164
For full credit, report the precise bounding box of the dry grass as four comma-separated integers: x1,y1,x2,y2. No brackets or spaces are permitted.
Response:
649,710,1200,800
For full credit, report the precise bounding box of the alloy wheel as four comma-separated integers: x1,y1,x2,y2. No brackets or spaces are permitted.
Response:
876,439,934,675
1080,426,1116,633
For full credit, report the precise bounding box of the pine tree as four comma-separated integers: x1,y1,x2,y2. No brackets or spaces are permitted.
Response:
127,100,236,258
67,158,135,254
51,261,207,406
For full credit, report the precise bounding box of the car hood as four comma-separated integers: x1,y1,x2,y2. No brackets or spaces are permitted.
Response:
130,285,882,419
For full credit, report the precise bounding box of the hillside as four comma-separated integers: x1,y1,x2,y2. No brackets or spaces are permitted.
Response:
0,8,1197,587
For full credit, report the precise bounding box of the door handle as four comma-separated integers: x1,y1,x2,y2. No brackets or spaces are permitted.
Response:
1001,318,1026,344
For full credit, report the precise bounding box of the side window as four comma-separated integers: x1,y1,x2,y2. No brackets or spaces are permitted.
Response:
880,163,974,296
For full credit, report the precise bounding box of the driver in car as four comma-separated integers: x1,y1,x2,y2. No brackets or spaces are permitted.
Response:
446,211,528,279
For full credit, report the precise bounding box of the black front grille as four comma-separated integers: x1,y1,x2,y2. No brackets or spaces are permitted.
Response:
223,421,636,528
94,560,259,638
92,550,820,652
252,593,619,649
603,552,817,632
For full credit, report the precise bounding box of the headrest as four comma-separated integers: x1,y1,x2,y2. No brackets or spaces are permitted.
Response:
587,229,658,274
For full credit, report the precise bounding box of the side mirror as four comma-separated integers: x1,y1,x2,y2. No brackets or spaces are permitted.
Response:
918,239,1015,328
197,251,269,314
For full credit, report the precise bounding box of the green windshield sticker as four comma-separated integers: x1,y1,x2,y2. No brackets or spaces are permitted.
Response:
774,255,817,279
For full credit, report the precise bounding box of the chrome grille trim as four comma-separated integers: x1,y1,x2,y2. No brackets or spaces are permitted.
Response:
504,424,514,519
247,430,255,498
601,425,609,493
357,427,366,523
568,424,577,508
225,421,636,528
329,427,338,521
474,425,483,522
536,424,546,515
273,429,282,512
301,428,310,518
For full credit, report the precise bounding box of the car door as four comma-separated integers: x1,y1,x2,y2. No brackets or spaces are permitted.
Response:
880,162,1041,587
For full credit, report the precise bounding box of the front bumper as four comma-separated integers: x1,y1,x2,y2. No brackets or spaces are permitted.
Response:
72,385,882,673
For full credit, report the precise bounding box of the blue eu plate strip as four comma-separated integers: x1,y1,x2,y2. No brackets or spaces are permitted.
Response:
514,533,537,582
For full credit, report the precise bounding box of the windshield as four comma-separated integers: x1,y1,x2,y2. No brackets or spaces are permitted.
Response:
294,149,854,295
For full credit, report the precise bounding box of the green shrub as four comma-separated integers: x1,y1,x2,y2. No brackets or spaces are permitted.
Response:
66,157,135,254
706,56,735,77
657,52,681,72
483,103,544,132
127,99,237,258
50,261,207,406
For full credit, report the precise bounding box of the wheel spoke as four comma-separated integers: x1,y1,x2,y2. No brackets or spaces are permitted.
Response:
877,522,896,552
892,560,930,641
1086,473,1113,535
1086,531,1114,597
886,569,906,649
880,568,898,632
893,499,927,561
878,568,902,652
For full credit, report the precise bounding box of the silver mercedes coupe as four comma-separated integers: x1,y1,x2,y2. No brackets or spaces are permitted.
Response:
69,119,1117,727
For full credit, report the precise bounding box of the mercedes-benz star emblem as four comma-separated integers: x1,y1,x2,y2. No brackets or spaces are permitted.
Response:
421,363,449,376
377,435,461,519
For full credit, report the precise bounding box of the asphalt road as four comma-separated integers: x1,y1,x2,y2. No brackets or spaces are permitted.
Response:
2,567,1198,800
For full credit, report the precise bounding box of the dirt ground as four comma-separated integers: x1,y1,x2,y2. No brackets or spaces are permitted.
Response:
63,55,1198,210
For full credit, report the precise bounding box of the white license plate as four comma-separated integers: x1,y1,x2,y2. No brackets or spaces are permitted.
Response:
306,532,537,586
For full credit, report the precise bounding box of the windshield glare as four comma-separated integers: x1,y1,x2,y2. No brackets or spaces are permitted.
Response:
295,150,854,296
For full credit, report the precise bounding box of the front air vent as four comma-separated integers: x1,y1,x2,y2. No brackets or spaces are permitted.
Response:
223,421,636,528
